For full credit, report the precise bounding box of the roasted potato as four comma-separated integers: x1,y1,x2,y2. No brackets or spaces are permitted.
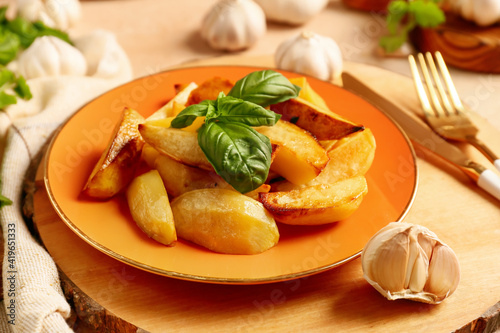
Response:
272,128,376,191
256,120,329,185
82,108,145,199
154,154,232,197
171,189,279,254
289,77,329,110
270,97,364,140
139,122,213,170
260,176,368,225
186,77,234,105
147,82,198,121
126,170,177,246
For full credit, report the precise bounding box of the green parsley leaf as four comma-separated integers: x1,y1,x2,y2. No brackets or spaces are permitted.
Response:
409,1,445,27
0,194,12,208
379,0,445,53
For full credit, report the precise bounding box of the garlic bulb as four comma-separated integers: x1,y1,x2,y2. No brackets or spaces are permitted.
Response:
74,30,125,78
18,36,87,79
201,0,266,51
275,31,343,81
446,0,500,26
253,0,329,25
361,222,460,304
17,0,82,31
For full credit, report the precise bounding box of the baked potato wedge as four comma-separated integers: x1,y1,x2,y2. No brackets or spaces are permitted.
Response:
139,122,213,170
289,77,329,110
147,82,198,121
126,170,176,246
186,76,234,106
272,128,376,191
260,176,368,225
171,189,279,254
154,154,232,197
82,107,145,199
256,120,329,185
270,97,364,140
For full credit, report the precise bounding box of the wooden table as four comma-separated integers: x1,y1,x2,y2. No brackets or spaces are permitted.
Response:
7,0,500,331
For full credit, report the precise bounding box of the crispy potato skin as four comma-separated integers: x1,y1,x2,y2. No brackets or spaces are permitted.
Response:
186,77,234,105
154,154,232,198
257,120,329,185
270,98,364,140
260,176,368,225
126,170,177,246
171,189,279,255
272,128,376,192
82,108,145,199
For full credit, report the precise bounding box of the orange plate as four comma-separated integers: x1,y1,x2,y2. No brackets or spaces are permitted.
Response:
44,66,417,284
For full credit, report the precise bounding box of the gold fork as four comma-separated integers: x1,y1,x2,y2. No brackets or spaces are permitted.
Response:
408,51,500,172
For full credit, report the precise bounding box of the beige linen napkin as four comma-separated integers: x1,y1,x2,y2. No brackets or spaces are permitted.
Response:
0,29,132,332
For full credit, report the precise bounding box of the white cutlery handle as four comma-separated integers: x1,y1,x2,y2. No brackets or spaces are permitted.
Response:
478,169,500,201
495,159,500,173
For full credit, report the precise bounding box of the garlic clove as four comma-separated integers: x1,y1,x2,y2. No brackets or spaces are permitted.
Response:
275,31,343,82
424,244,460,301
201,0,266,52
361,222,460,304
18,36,87,80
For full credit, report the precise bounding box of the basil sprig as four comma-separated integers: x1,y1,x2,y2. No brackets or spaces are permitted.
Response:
171,70,300,193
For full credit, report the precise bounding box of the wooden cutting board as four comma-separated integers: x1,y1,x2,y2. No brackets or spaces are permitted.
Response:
30,56,500,332
412,12,500,73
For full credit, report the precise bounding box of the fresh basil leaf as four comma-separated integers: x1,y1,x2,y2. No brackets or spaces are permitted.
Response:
170,100,214,128
216,95,281,127
198,121,272,193
409,1,445,27
0,91,17,109
0,28,20,65
228,70,300,107
14,75,32,100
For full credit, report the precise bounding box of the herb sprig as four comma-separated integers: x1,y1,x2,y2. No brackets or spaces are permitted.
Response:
0,6,72,110
171,70,300,193
379,0,445,53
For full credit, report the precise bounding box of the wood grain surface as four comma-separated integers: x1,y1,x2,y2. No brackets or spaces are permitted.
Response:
412,13,500,73
32,56,500,332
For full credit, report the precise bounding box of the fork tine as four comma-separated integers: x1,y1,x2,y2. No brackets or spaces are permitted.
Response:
417,53,447,117
435,52,466,114
408,55,435,119
425,52,454,116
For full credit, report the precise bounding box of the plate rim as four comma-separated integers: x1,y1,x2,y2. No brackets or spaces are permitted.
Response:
43,64,419,285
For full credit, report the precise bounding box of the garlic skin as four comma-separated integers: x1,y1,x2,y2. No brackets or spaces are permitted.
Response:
201,0,266,51
275,31,343,81
74,30,125,78
17,0,82,31
446,0,500,26
253,0,329,25
18,36,87,80
361,222,460,304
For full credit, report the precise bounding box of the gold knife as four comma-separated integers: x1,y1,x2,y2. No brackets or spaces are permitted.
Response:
342,72,500,201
